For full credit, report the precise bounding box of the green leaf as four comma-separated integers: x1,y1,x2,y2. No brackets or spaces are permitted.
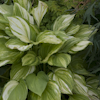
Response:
73,74,88,96
0,23,7,30
68,94,89,100
0,38,21,66
69,41,92,54
2,80,28,100
13,0,31,11
74,25,97,40
0,60,10,67
68,56,92,76
10,63,35,81
5,27,15,38
49,68,74,94
31,1,48,27
14,3,34,24
8,16,31,43
0,30,9,39
5,38,33,51
0,4,13,16
48,53,71,68
25,71,49,96
39,43,62,63
65,24,80,36
36,30,62,44
53,14,75,31
0,14,8,23
28,80,61,100
22,51,41,66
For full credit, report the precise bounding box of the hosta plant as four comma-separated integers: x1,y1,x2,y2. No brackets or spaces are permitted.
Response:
0,0,99,100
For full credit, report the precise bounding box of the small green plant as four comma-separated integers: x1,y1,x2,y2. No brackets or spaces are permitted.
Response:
0,0,99,100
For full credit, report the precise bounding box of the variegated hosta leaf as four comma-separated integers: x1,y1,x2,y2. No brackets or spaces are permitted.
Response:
22,51,41,66
36,30,62,44
10,63,36,81
59,37,81,53
0,4,13,16
53,14,75,31
2,80,28,100
0,30,9,39
73,74,88,96
31,1,48,27
8,16,31,43
48,53,71,68
13,0,31,11
68,94,89,100
69,41,92,54
39,43,62,63
49,68,74,94
5,38,33,51
88,86,100,100
14,3,34,24
68,56,92,76
28,80,61,100
74,25,97,40
0,38,22,66
5,27,15,38
65,24,80,36
0,60,10,67
86,76,99,88
25,71,49,96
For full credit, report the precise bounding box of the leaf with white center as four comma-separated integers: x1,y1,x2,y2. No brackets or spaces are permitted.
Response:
10,63,35,81
73,74,88,96
13,0,31,11
0,4,13,15
49,68,74,94
0,38,22,66
59,37,81,53
48,53,71,68
22,51,41,66
53,14,75,31
69,41,92,54
39,43,62,63
8,16,31,43
26,71,49,96
2,80,28,100
68,94,89,100
31,1,48,27
74,25,97,40
36,30,62,44
14,3,34,24
5,38,33,51
65,24,80,36
28,80,61,100
0,30,9,39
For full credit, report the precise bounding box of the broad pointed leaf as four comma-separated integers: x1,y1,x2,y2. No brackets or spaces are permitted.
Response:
14,3,34,24
13,0,31,11
49,68,74,94
0,30,9,39
0,14,8,23
53,14,75,31
10,63,35,81
73,74,88,96
25,71,49,96
36,30,62,44
39,43,62,63
5,38,33,51
0,60,10,67
31,1,48,27
68,94,89,100
28,80,61,100
2,80,28,100
22,51,41,66
48,53,71,68
8,16,31,43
